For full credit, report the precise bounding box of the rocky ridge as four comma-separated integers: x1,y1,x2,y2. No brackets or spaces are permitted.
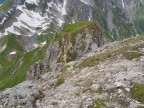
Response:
0,22,144,107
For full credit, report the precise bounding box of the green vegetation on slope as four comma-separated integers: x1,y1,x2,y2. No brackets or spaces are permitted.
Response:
111,6,134,40
0,0,11,11
77,34,144,68
0,34,53,91
90,99,107,108
0,34,24,74
96,86,104,94
37,28,54,43
55,21,101,41
0,34,24,91
131,83,144,104
54,78,65,88
0,47,46,91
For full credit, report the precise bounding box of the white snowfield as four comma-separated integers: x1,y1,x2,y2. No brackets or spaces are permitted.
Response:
2,0,67,37
4,5,50,36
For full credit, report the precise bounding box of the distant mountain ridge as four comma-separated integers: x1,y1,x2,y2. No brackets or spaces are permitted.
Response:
0,0,67,37
0,0,144,40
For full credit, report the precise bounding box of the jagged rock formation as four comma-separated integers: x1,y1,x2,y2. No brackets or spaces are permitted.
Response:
27,62,44,80
0,22,144,108
27,22,107,80
44,22,107,72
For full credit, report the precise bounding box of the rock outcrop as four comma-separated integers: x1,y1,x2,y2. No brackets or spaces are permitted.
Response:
27,22,107,78
45,22,107,72
0,81,37,108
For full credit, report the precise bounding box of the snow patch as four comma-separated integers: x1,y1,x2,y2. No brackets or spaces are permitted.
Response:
80,0,92,6
122,0,125,8
88,11,92,21
58,19,64,26
0,17,7,25
62,0,67,15
41,41,46,45
9,51,17,55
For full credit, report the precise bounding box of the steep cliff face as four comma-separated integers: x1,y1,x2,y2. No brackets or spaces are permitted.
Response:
44,22,106,72
89,0,140,40
65,0,92,23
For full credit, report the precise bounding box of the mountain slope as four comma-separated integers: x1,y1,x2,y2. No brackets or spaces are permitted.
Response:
0,34,25,91
0,27,143,107
0,0,144,107
38,35,144,108
0,34,53,91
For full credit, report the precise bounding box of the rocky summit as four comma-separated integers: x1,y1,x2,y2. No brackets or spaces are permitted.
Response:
0,0,144,108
